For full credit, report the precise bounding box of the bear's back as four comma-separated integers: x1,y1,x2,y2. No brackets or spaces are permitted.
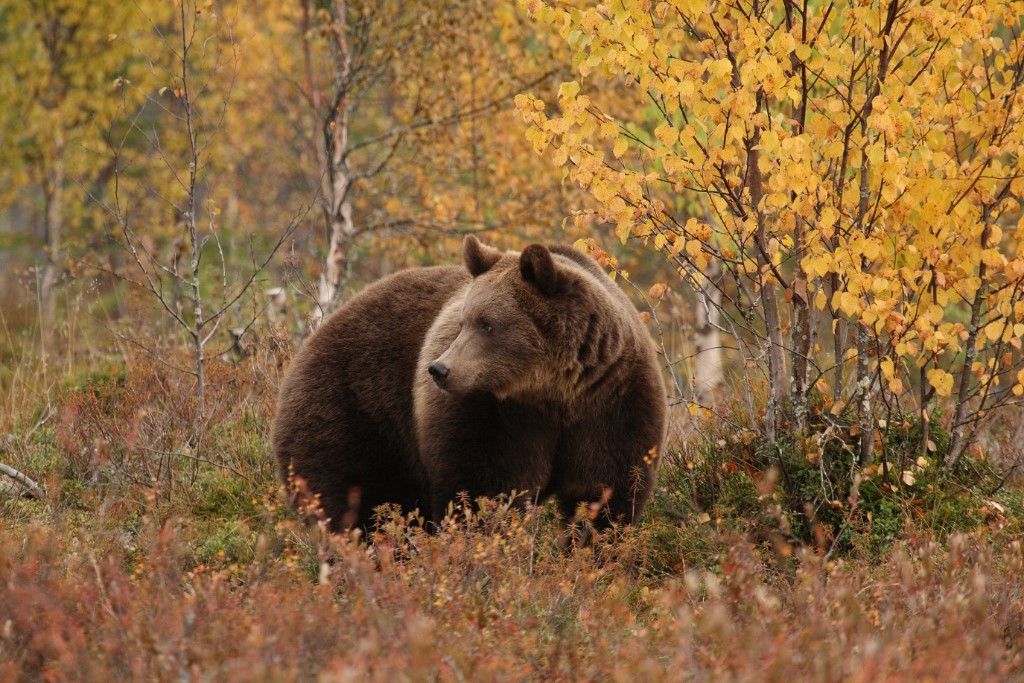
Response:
272,265,469,523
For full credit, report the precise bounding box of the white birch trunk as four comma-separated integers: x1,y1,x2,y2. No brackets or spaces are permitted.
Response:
694,262,723,406
310,0,356,330
40,132,65,351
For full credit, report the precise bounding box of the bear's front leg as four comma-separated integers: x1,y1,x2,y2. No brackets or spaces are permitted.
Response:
555,480,651,550
418,399,558,525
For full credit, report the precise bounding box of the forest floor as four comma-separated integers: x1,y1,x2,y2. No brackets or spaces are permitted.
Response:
1,336,1023,681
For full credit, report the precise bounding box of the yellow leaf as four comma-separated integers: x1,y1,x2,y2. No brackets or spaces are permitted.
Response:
708,58,732,81
926,368,954,397
680,0,706,16
839,292,859,317
860,239,881,261
599,121,618,140
616,222,631,244
613,138,628,158
558,81,580,100
984,320,1004,342
654,124,678,147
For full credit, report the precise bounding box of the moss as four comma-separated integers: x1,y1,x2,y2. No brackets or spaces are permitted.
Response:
0,495,47,526
651,408,1013,559
191,470,260,520
637,521,726,577
63,365,128,393
193,519,260,567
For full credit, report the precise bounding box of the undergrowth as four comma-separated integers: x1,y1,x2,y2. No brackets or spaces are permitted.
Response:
661,393,1023,563
1,339,1022,681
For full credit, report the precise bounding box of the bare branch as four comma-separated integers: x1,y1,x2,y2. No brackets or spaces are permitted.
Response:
0,454,46,500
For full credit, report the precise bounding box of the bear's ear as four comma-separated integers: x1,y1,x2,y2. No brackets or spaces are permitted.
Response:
520,244,559,296
463,235,503,277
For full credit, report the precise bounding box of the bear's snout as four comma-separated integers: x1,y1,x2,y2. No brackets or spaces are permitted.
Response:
428,360,450,388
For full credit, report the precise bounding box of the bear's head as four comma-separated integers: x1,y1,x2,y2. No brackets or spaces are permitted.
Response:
427,235,569,401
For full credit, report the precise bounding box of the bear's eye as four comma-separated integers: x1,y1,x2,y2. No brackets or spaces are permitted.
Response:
479,319,493,334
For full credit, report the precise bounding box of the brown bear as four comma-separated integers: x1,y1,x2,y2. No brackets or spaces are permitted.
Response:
272,236,667,534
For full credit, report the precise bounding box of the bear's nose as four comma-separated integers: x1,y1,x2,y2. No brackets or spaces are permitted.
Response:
428,360,450,387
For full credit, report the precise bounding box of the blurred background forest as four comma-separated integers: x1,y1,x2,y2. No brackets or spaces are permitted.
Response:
0,0,591,379
2,0,1024,679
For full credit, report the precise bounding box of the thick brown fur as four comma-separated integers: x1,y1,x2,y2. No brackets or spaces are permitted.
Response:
273,237,667,533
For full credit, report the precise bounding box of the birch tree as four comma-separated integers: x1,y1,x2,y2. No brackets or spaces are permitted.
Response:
518,0,1024,467
99,1,302,426
298,0,565,326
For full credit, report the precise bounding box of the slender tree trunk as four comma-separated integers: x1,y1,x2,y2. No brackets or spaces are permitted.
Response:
786,0,813,435
188,207,205,420
920,365,931,462
855,108,874,464
854,200,873,465
851,7,902,463
831,274,846,404
747,136,787,441
311,0,356,329
315,198,355,323
946,223,992,471
856,322,874,464
694,260,724,406
40,133,65,353
762,287,787,441
180,1,205,420
791,219,814,435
